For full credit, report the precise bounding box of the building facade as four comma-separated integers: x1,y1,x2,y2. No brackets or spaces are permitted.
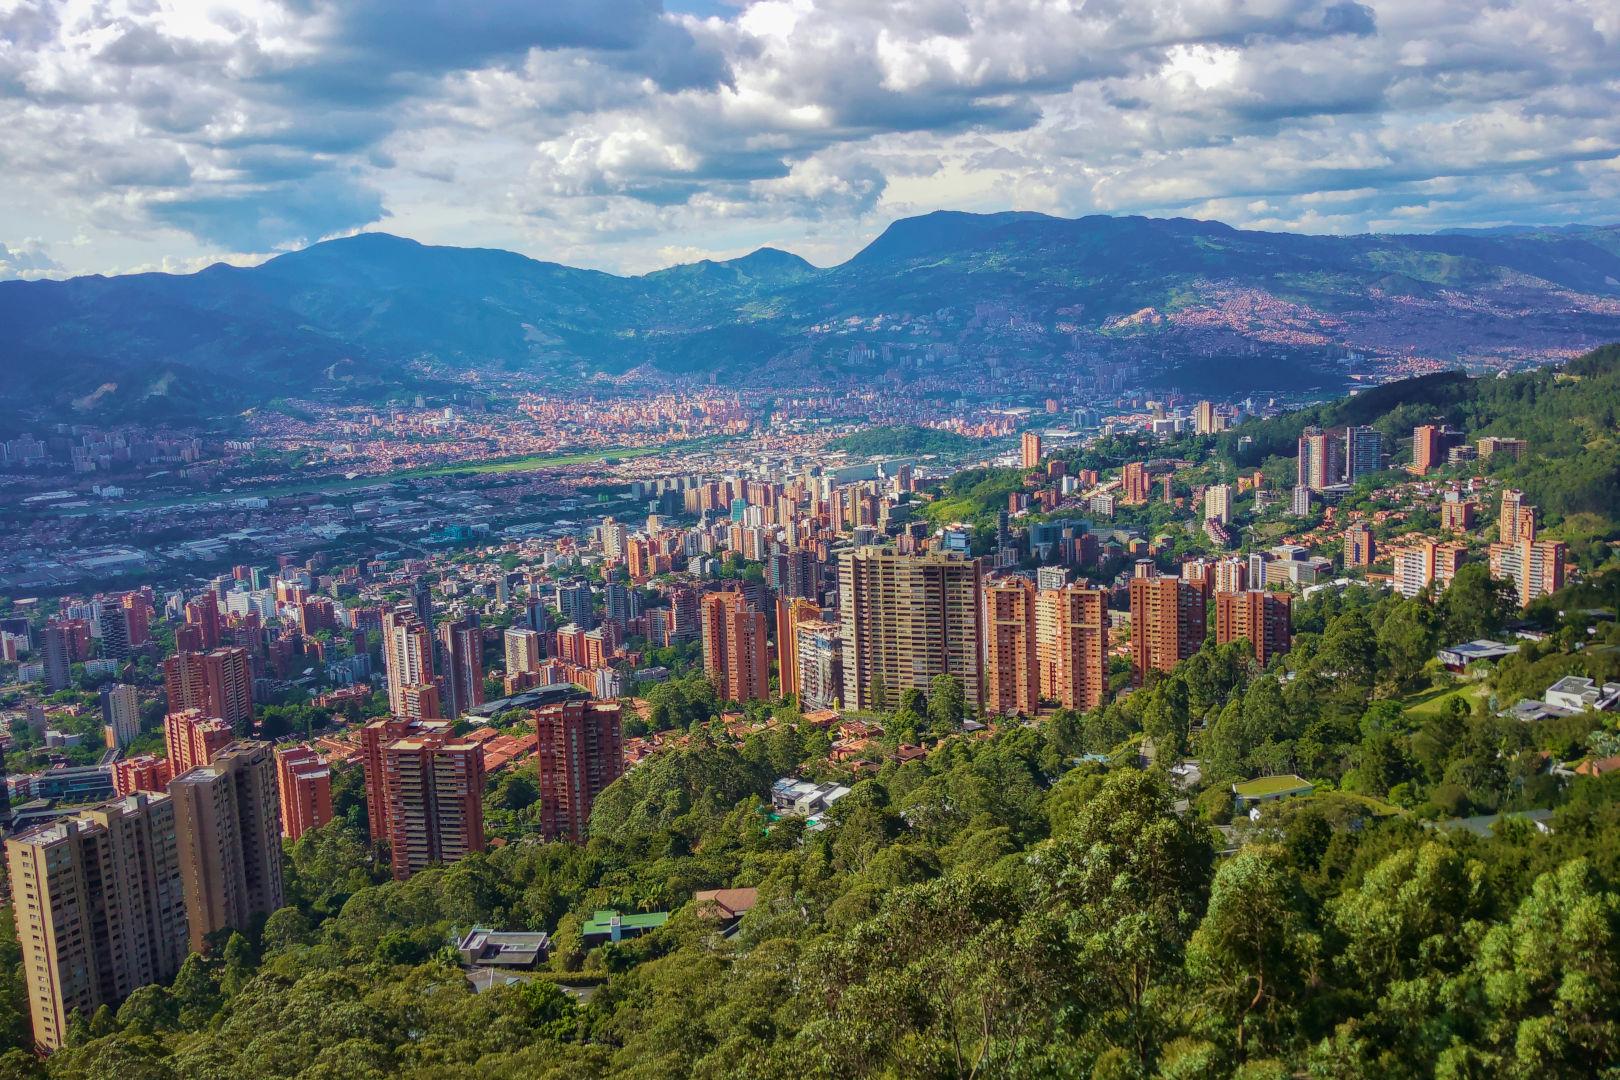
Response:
170,743,285,953
838,547,984,712
535,701,623,843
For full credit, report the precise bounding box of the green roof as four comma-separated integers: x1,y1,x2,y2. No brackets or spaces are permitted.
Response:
583,910,669,935
1233,775,1313,798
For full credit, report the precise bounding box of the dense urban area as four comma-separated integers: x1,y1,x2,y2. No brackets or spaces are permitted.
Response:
0,338,1617,1080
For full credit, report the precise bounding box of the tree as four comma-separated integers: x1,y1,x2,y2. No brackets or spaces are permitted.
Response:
1442,563,1512,642
1185,845,1318,1061
1029,769,1214,1063
1376,598,1439,692
1476,858,1620,1078
868,673,889,714
927,674,966,732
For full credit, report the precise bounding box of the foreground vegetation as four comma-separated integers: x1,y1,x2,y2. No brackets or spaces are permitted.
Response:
2,568,1618,1080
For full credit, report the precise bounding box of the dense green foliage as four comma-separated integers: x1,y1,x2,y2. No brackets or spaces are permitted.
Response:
1,570,1618,1079
826,425,985,458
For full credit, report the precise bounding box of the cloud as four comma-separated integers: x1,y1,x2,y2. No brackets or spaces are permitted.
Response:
0,0,1616,277
0,241,63,280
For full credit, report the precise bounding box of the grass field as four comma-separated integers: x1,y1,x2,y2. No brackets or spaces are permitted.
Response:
1402,682,1487,720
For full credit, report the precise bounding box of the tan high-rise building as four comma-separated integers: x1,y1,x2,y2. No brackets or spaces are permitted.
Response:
1212,557,1249,594
384,735,486,880
163,707,235,774
1393,540,1466,599
1204,484,1233,524
503,627,543,674
170,743,285,953
1297,427,1340,491
1041,584,1108,711
1344,522,1375,568
701,591,770,704
1122,461,1151,504
1021,432,1043,470
7,793,188,1051
839,547,983,711
1214,591,1293,667
359,716,453,842
775,597,821,706
1490,538,1567,608
1440,501,1476,532
1498,489,1538,541
162,647,253,728
1193,401,1218,435
383,607,434,716
536,700,623,842
1129,576,1206,685
274,744,332,842
1412,425,1444,475
984,579,1038,717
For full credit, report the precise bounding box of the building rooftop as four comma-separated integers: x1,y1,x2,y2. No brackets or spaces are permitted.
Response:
1233,775,1313,799
583,909,668,936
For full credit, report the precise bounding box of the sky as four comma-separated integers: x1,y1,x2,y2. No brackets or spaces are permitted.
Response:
0,0,1617,280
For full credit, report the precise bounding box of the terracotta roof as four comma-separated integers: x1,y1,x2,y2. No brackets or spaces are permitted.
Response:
693,887,758,920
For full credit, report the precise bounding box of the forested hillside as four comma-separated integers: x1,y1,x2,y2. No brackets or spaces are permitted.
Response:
2,570,1619,1079
1221,343,1620,531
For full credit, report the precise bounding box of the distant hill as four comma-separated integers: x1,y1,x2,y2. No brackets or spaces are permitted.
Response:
826,425,987,458
5,213,1620,420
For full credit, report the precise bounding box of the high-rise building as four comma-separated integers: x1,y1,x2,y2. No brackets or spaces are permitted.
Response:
383,734,486,880
1440,501,1476,531
359,717,454,842
1041,584,1108,711
555,580,595,629
1412,425,1444,475
97,605,131,664
1214,590,1293,666
1021,432,1043,470
839,547,984,712
99,683,139,749
411,576,434,634
504,627,544,674
399,681,442,721
184,597,221,651
163,708,235,774
1499,489,1537,540
1213,557,1248,594
6,793,188,1051
795,624,844,711
1291,486,1314,516
435,619,483,719
1490,538,1567,608
41,624,73,693
665,588,701,644
701,591,770,703
1129,576,1206,685
1478,437,1527,460
111,754,173,797
383,608,434,716
170,742,285,952
162,647,253,729
1342,426,1383,481
1344,522,1376,568
535,701,622,843
1393,540,1466,598
1204,484,1232,524
603,581,640,628
1297,427,1340,491
984,579,1038,717
274,744,332,842
775,598,821,707
1193,401,1218,435
1122,461,1151,504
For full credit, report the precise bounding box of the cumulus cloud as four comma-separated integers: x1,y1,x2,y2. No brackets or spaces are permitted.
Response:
0,0,1616,276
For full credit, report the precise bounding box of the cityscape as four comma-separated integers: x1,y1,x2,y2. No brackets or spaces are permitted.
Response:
2,0,1620,1077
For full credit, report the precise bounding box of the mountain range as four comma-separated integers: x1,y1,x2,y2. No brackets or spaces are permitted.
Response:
4,211,1620,421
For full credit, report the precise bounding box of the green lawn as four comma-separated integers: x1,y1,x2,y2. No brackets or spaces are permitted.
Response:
1402,684,1486,720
